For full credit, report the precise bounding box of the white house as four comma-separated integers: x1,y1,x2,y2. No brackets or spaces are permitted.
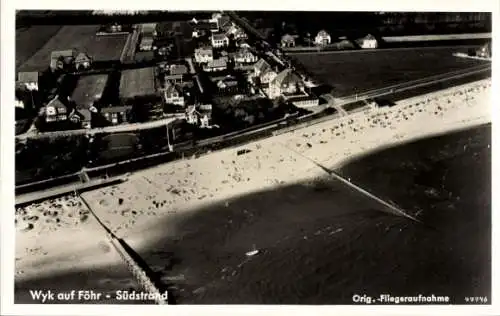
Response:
17,71,39,91
164,84,185,106
268,68,303,99
314,30,331,45
225,24,247,40
203,57,228,72
194,47,214,63
45,97,68,123
253,59,277,84
211,33,229,48
358,34,378,49
234,48,258,64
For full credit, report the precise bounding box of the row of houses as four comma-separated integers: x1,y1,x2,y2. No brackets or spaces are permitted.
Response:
49,49,93,72
280,31,378,49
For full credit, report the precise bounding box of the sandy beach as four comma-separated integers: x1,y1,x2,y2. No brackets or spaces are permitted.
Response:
15,79,491,299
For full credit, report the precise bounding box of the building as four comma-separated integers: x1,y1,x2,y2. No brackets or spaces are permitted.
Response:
211,33,229,48
186,104,212,128
287,95,320,108
254,59,278,84
50,49,77,71
477,42,491,58
100,106,132,125
357,34,378,49
75,52,92,70
141,23,158,37
164,83,185,106
203,57,228,72
17,71,39,91
139,35,154,51
281,34,296,48
164,74,184,85
226,24,247,40
194,47,214,64
268,68,303,99
70,74,109,128
234,48,258,64
44,97,68,123
314,30,331,46
169,64,188,76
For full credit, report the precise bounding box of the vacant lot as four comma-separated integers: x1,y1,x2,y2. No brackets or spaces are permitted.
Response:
16,25,62,69
291,46,490,97
18,25,128,72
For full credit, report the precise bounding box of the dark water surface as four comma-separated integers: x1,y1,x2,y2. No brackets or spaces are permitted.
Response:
138,124,491,304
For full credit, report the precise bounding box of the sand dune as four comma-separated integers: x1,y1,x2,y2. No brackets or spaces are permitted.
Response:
15,79,491,290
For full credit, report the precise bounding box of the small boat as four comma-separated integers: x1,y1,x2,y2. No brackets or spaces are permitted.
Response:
246,244,259,257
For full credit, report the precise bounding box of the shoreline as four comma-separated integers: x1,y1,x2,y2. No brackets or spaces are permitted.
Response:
15,79,491,298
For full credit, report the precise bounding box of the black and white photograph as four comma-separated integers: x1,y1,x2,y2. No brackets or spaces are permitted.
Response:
1,3,497,313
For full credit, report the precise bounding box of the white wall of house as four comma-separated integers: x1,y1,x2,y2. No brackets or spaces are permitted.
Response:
260,71,277,84
211,37,229,47
315,34,331,45
361,39,378,49
195,52,213,63
24,82,38,91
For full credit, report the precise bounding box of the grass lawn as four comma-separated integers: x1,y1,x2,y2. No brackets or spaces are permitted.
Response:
291,46,490,97
18,25,128,72
16,25,62,69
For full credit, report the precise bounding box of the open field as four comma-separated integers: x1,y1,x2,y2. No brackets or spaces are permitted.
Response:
18,25,128,72
71,74,109,108
119,67,157,99
291,46,490,97
16,25,62,70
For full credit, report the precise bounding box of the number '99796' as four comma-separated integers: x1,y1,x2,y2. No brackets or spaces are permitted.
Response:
464,296,488,303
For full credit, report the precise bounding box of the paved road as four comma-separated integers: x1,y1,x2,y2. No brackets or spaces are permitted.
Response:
286,44,484,55
16,115,184,141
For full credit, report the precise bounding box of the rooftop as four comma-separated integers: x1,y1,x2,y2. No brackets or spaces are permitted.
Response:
18,71,39,83
206,58,228,68
212,33,228,41
170,64,188,76
272,68,302,87
70,74,109,110
119,67,156,99
51,49,77,59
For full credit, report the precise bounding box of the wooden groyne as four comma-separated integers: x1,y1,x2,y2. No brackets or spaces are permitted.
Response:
107,235,168,305
79,195,169,305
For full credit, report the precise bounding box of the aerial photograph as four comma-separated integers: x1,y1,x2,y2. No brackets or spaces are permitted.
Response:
13,10,491,305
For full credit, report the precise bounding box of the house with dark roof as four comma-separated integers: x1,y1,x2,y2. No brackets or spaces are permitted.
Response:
268,68,304,99
50,49,77,71
17,71,39,91
44,97,68,123
211,33,229,48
